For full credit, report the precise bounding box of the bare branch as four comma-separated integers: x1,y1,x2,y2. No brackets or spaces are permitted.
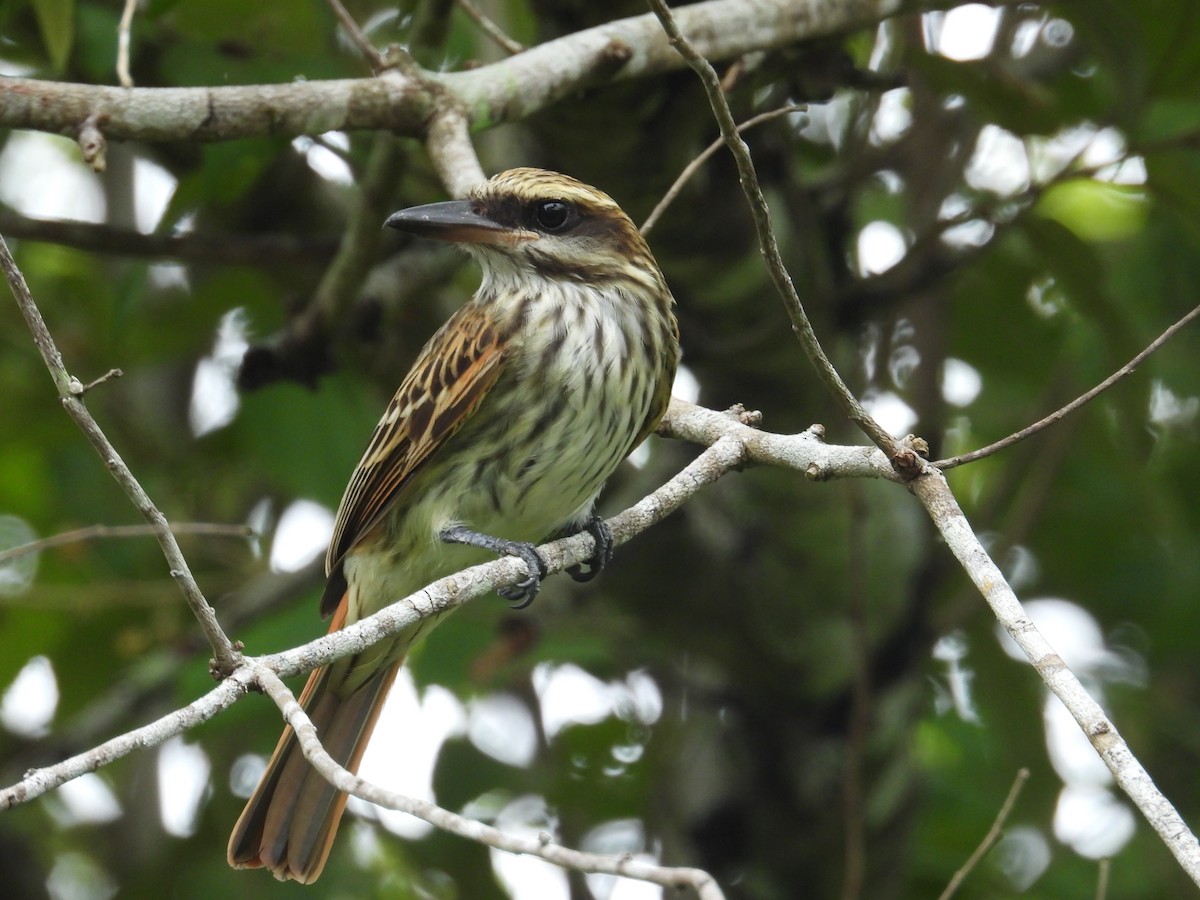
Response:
0,0,908,143
75,367,123,394
659,399,898,483
253,432,747,681
938,768,1030,900
647,0,905,463
0,672,252,809
426,108,487,197
0,521,254,565
910,468,1200,886
0,210,338,264
254,665,725,898
640,104,805,235
935,303,1200,469
1096,857,1111,900
661,398,1200,884
116,0,138,88
325,0,388,73
456,0,526,55
0,233,239,670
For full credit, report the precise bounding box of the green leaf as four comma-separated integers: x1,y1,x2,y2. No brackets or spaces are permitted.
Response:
1036,180,1149,242
31,0,74,72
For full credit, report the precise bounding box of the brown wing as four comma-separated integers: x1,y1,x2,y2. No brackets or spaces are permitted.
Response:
319,301,510,617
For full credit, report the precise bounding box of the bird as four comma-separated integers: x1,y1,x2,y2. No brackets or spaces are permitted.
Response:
227,167,680,882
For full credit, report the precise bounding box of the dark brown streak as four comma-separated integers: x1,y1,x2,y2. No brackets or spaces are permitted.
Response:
429,385,482,445
405,398,433,442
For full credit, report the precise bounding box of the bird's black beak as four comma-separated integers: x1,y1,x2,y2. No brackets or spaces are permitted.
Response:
384,201,534,246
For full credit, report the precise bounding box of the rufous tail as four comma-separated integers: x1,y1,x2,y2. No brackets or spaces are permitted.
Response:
227,603,403,883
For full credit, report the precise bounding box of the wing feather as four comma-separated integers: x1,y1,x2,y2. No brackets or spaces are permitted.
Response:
320,302,509,617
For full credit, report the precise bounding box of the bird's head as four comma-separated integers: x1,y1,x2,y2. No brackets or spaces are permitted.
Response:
385,168,658,288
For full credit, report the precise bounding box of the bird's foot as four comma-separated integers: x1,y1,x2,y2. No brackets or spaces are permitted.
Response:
440,524,548,610
565,514,614,583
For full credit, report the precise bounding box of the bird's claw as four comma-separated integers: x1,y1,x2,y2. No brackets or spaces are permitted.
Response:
566,515,614,583
496,541,548,609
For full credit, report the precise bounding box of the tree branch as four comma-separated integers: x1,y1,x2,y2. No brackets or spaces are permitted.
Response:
116,0,138,88
934,302,1200,469
640,103,806,235
0,210,338,264
938,768,1030,900
647,0,906,463
425,106,487,198
0,521,254,565
659,399,899,483
0,233,240,670
662,399,1200,887
0,0,909,143
456,0,526,56
253,665,725,898
0,672,252,809
325,0,388,73
910,468,1200,887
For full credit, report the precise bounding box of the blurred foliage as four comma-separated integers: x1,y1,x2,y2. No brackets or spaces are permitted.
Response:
2,1,1200,899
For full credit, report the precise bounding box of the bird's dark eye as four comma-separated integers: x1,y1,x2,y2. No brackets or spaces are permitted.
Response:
532,199,573,233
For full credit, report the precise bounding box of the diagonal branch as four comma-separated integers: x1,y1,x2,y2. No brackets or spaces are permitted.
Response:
938,768,1030,900
662,399,1200,886
0,672,252,810
0,233,240,670
935,302,1200,469
640,103,806,235
456,0,526,55
324,0,388,73
647,0,905,463
910,467,1200,886
253,665,725,899
5,392,1196,888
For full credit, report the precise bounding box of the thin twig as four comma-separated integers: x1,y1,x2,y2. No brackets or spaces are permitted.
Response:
306,133,357,170
938,768,1030,900
641,104,804,235
77,367,123,394
646,0,904,462
935,303,1200,469
0,234,239,670
0,211,338,264
116,0,138,88
0,522,254,565
840,484,871,900
1095,857,1110,900
254,665,724,898
456,0,525,55
325,0,387,72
